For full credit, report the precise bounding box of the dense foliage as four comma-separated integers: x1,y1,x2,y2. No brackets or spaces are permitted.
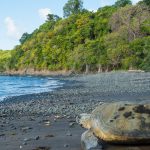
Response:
115,0,132,7
143,0,150,6
0,50,11,72
0,0,150,73
63,0,83,17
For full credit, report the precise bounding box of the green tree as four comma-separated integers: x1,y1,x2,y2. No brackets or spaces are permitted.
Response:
143,0,150,6
63,0,83,17
115,0,132,7
19,32,31,44
47,14,60,22
0,50,11,72
110,4,150,41
4,2,150,73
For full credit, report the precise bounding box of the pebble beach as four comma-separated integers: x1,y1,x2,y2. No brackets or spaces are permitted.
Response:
1,72,150,150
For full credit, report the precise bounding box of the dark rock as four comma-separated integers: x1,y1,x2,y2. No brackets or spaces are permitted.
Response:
35,136,40,140
66,131,72,136
113,115,119,119
110,119,114,122
0,134,5,137
64,144,69,148
45,134,54,138
32,147,50,150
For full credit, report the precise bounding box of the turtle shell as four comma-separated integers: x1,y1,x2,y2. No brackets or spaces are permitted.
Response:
90,102,150,144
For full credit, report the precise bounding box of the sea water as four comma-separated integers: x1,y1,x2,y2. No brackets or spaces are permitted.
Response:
0,75,64,101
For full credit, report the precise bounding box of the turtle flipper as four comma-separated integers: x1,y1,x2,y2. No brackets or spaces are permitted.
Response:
76,113,91,129
81,130,103,150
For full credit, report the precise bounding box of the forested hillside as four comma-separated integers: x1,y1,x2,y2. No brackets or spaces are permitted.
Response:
0,50,11,72
1,0,150,73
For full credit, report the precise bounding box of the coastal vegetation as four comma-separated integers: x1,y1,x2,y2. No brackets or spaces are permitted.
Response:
0,50,11,72
0,0,150,73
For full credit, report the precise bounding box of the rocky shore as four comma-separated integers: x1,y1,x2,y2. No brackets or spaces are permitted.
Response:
1,72,150,150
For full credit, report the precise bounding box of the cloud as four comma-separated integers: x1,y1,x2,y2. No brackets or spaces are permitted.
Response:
4,17,20,39
38,8,51,20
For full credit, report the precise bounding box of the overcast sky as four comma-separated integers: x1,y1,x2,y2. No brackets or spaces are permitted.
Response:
0,0,140,50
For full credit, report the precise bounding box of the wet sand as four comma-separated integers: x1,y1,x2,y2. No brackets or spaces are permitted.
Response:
0,115,85,150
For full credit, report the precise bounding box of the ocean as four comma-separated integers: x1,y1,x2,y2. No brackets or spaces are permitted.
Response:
0,75,64,101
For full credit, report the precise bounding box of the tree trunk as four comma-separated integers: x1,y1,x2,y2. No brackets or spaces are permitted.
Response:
105,66,109,72
85,64,89,74
98,64,102,73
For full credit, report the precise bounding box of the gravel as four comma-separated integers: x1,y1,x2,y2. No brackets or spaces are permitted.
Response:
0,71,150,118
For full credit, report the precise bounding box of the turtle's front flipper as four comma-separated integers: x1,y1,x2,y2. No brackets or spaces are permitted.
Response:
81,130,103,150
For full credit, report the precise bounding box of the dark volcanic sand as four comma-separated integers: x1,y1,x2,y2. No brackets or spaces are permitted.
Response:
1,72,150,150
0,115,84,150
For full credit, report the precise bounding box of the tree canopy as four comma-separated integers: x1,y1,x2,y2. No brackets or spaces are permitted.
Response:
115,0,132,7
0,50,11,72
143,0,150,6
63,0,83,17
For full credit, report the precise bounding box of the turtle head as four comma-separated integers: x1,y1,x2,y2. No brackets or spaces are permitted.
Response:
76,113,91,129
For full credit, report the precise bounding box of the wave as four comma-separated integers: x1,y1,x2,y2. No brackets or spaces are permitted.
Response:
0,76,64,102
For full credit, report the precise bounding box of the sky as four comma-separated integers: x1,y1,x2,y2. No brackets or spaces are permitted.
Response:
0,0,140,50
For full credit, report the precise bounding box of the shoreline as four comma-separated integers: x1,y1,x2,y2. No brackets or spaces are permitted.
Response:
1,72,150,150
1,72,150,116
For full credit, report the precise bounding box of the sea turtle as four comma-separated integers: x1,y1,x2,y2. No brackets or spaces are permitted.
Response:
77,102,150,150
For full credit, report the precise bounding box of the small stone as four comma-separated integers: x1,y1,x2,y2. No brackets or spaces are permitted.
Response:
21,127,32,131
11,132,16,135
64,144,69,148
113,115,119,119
54,115,61,119
29,117,35,121
69,122,76,128
67,116,71,119
0,114,7,117
32,146,50,150
35,136,40,140
45,134,54,138
110,119,114,122
23,142,27,145
24,136,39,142
0,134,5,137
20,145,23,149
66,131,72,136
44,121,51,126
24,138,31,142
